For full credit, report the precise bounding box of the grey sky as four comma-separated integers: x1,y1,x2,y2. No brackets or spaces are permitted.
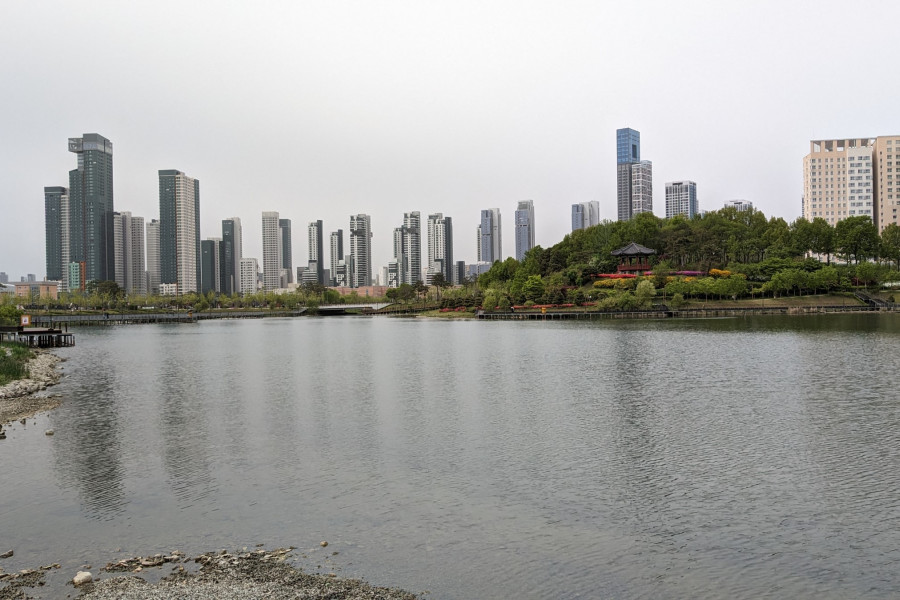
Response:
3,1,900,281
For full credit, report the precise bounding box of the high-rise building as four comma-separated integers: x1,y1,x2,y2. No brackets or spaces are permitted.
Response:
874,135,900,232
146,219,160,295
350,214,372,288
571,201,600,231
631,161,653,217
426,213,453,284
480,208,501,263
44,186,69,286
308,220,324,284
280,219,293,284
392,212,421,286
159,170,200,294
476,225,482,262
262,212,283,290
802,138,876,227
724,200,753,212
239,257,258,295
665,181,698,219
201,238,222,294
67,134,114,283
617,128,640,221
221,218,242,295
329,230,343,286
112,211,146,295
0,273,7,284
514,200,535,261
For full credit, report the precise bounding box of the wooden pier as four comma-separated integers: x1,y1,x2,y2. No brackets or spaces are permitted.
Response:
1,327,75,347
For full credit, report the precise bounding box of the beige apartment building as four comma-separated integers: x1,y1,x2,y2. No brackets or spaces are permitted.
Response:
803,135,900,233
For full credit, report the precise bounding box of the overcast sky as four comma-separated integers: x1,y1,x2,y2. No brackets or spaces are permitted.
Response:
3,0,900,281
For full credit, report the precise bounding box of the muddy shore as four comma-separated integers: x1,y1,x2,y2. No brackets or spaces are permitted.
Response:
0,547,420,600
0,350,63,426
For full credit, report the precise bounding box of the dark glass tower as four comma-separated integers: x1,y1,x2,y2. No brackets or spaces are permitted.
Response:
44,186,68,282
68,134,114,282
280,219,293,284
616,128,640,221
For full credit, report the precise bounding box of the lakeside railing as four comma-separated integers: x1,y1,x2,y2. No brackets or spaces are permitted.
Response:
30,309,307,326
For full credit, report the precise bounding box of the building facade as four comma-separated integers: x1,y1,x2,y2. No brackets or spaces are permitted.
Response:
514,200,535,261
802,138,875,227
159,169,200,294
280,219,293,284
724,200,753,212
874,135,900,232
67,134,114,283
571,201,600,231
112,211,146,295
329,230,343,286
350,214,372,288
239,257,258,295
631,161,653,217
665,181,698,219
262,211,283,290
44,186,69,286
201,238,222,294
308,220,324,285
616,127,640,221
146,219,160,295
426,213,453,284
480,208,501,263
221,218,242,295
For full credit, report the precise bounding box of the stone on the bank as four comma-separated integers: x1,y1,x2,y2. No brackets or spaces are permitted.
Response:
45,429,54,436
73,570,92,585
0,550,12,559
320,541,328,547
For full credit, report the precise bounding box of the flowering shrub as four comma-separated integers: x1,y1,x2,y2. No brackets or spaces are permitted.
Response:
709,269,732,278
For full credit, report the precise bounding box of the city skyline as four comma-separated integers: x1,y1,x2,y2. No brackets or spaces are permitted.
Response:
5,2,900,277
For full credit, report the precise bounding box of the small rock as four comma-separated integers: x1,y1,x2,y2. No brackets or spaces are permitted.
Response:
320,541,328,547
0,550,13,559
45,429,54,436
72,571,92,586
20,418,26,425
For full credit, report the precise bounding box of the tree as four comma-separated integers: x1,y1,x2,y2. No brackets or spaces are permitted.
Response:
522,275,545,302
882,223,900,269
431,273,451,301
413,280,428,306
634,280,656,308
835,216,879,264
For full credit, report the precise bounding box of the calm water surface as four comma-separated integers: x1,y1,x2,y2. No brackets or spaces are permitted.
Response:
2,314,900,598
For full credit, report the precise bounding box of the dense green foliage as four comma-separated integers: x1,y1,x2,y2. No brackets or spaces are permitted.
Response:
467,207,900,307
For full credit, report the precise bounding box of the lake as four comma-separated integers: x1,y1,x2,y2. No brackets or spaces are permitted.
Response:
2,314,900,598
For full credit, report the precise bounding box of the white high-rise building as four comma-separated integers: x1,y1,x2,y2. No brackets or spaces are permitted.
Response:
631,161,653,216
392,211,421,286
239,257,259,295
262,211,283,290
146,219,160,296
426,213,453,284
113,211,146,295
350,214,372,288
571,201,600,231
479,208,501,263
329,230,343,286
665,181,699,219
724,200,753,212
158,169,200,294
514,200,535,262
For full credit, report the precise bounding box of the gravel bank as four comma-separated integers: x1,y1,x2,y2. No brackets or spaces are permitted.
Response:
0,350,63,425
76,548,420,600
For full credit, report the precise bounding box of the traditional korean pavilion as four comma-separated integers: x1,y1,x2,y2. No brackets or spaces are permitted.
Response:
611,242,656,274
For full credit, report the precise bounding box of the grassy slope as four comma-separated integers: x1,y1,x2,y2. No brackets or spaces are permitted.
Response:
0,342,33,385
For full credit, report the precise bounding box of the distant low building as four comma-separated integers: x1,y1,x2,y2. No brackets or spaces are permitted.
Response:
724,200,753,212
14,281,59,300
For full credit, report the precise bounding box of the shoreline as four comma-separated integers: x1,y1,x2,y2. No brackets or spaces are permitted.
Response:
0,349,64,426
0,547,420,600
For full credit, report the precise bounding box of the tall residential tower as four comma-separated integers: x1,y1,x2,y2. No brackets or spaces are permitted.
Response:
514,200,534,261
158,169,200,294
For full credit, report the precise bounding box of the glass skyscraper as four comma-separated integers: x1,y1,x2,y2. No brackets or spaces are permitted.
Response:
616,128,650,221
68,134,114,282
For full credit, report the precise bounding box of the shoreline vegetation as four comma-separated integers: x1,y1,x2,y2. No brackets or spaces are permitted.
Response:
0,346,63,426
0,547,420,600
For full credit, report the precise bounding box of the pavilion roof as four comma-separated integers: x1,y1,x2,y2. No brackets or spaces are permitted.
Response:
611,242,657,256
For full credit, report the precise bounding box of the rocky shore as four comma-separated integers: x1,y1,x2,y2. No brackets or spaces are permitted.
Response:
0,547,420,600
0,350,63,426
